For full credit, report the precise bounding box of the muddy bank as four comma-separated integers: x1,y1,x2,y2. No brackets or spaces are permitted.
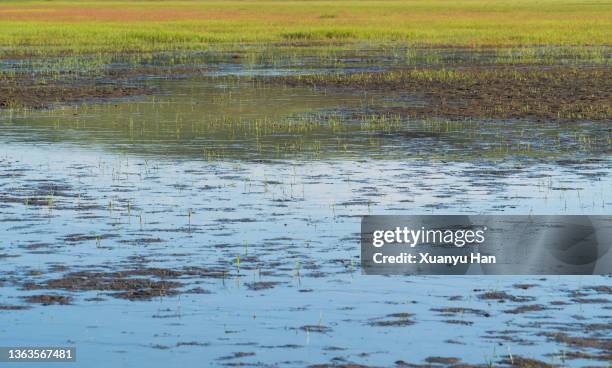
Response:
0,65,208,109
273,67,612,121
0,78,149,109
0,71,152,109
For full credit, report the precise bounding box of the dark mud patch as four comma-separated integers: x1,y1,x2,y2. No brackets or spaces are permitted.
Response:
116,267,226,278
273,66,612,121
571,297,609,304
64,233,119,243
504,304,548,314
322,346,346,352
244,281,282,291
424,356,461,364
369,312,415,327
310,364,374,368
176,341,210,347
0,65,212,110
498,356,557,368
443,319,473,326
113,289,179,301
84,297,106,302
185,287,211,294
484,330,535,346
20,267,229,301
150,344,171,350
584,322,612,332
299,325,333,334
395,360,480,368
513,284,538,290
261,344,302,349
549,301,569,306
0,304,31,310
118,237,164,245
0,76,150,110
585,285,612,294
547,350,612,362
218,351,256,360
540,332,612,351
478,291,534,303
431,307,491,317
23,294,72,305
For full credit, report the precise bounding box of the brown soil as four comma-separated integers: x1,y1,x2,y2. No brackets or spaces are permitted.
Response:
273,67,612,121
478,291,534,303
513,284,538,290
218,352,256,360
431,307,491,317
571,297,610,304
499,356,558,368
26,273,182,300
310,365,375,368
424,356,461,364
584,322,612,331
64,234,118,243
244,281,282,290
553,350,612,361
300,325,333,333
0,63,213,110
23,294,72,305
395,360,484,368
586,285,612,294
369,312,416,327
444,320,473,325
21,267,226,301
540,332,612,351
0,74,150,109
113,289,179,301
0,304,31,310
504,304,548,314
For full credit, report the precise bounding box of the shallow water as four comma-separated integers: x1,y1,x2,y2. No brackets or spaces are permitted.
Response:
0,68,610,367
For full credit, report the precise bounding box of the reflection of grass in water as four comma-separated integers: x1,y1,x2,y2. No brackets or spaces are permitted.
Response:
3,100,608,161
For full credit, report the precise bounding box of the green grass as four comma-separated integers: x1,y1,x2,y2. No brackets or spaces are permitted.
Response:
0,0,610,57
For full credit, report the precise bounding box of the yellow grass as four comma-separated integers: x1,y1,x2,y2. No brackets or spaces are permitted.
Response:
0,0,610,56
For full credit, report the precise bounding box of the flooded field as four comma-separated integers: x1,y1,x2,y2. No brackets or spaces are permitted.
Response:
1,48,611,367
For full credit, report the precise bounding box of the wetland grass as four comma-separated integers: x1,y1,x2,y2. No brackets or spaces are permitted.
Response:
0,0,610,58
6,95,606,161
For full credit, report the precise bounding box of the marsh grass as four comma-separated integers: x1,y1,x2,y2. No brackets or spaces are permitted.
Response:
0,0,610,58
2,87,608,162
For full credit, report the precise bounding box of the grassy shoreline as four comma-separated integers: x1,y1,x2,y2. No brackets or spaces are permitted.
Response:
1,0,610,57
1,1,609,122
